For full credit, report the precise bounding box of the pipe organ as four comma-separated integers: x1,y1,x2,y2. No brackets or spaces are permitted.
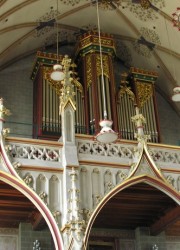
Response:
117,68,160,143
117,76,136,140
31,34,160,143
31,51,85,140
75,31,118,135
43,66,61,135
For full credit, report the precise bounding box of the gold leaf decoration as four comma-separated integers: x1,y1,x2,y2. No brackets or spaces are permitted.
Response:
136,81,153,108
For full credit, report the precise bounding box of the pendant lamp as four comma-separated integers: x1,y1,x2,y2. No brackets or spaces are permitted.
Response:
50,0,65,82
95,0,118,144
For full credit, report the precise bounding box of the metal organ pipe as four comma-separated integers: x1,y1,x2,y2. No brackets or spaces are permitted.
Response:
105,76,111,120
97,77,102,120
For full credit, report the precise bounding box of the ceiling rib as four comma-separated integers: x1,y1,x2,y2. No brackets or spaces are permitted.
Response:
0,0,39,22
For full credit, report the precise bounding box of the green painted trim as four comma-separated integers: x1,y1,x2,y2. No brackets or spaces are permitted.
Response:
30,57,56,81
133,73,158,82
76,45,116,58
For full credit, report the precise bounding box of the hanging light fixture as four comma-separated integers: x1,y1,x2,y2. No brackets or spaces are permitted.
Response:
95,0,118,144
172,86,180,102
164,16,180,102
171,9,180,101
50,0,65,82
172,8,180,101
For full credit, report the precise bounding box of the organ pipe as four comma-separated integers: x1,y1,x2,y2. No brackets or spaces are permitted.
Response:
117,68,160,142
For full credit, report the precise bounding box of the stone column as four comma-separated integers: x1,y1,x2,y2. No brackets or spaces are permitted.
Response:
59,56,85,249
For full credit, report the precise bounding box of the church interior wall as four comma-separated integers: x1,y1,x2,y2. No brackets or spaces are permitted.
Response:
88,228,180,250
156,92,180,145
19,223,54,250
0,55,33,138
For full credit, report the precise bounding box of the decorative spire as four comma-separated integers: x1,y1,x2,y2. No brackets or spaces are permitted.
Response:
67,167,85,242
131,106,150,142
59,55,76,113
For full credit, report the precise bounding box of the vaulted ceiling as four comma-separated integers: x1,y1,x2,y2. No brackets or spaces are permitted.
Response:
0,0,180,116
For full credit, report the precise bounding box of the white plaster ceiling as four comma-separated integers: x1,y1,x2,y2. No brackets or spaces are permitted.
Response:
0,0,180,114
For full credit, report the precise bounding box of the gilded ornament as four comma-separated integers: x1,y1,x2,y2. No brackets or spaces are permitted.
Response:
135,81,153,108
96,54,109,78
105,181,114,193
166,175,174,186
119,86,135,102
131,113,146,126
86,54,93,88
117,170,127,182
39,191,48,204
0,98,11,120
13,161,21,169
77,32,115,53
140,0,150,9
23,174,33,188
93,194,102,206
39,174,46,181
93,37,112,46
131,107,151,142
80,37,91,49
119,73,135,101
52,210,61,224
2,128,10,138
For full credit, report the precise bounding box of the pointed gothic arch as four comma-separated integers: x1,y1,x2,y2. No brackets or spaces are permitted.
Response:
84,174,180,249
0,170,63,250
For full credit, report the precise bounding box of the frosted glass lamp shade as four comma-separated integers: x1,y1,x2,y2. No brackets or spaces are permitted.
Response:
172,86,180,102
50,64,65,81
96,119,118,143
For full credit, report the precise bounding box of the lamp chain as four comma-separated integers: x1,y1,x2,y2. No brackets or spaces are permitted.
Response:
96,0,107,119
56,0,59,63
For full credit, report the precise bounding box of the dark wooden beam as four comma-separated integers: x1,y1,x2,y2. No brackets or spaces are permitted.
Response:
31,212,47,231
150,206,180,236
